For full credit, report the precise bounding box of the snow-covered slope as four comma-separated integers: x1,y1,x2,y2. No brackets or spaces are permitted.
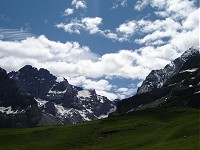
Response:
137,47,200,94
9,65,115,124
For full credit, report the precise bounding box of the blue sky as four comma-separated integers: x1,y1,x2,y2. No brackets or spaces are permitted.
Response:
0,0,199,100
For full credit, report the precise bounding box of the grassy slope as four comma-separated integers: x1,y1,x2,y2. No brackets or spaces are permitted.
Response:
0,108,199,150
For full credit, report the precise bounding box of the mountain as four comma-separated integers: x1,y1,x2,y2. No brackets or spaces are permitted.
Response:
8,65,115,124
117,48,200,114
0,67,42,128
137,47,199,94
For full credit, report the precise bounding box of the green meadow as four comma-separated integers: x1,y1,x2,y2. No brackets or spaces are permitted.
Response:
0,108,199,150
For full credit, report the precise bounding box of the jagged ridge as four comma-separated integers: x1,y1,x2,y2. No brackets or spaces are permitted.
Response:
117,48,200,114
137,47,199,94
8,65,115,124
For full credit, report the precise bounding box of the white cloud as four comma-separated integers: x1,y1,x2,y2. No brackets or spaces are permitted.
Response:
0,31,198,100
64,8,74,16
134,0,149,11
56,0,198,45
67,76,112,91
56,17,102,35
56,18,83,34
112,0,128,9
135,0,196,20
0,28,33,41
183,8,199,30
0,35,97,71
96,90,118,100
115,87,137,99
1,34,194,81
81,17,102,34
132,1,199,49
56,17,135,42
1,1,199,100
72,0,87,9
116,20,137,35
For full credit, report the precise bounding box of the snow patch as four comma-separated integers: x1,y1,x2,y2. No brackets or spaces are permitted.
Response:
77,110,91,121
179,68,198,73
97,95,104,103
54,104,71,116
35,98,48,107
193,91,200,94
0,106,18,114
54,104,92,121
48,89,67,94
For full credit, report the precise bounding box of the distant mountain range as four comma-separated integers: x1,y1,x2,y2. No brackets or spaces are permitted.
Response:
0,65,115,127
117,47,200,114
0,47,199,128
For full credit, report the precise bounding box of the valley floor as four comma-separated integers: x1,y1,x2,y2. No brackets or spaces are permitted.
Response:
0,108,199,150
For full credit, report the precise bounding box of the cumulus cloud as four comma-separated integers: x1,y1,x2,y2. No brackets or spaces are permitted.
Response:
0,35,97,71
56,18,83,34
81,17,102,34
113,20,138,41
0,34,167,82
58,0,198,45
0,34,175,99
1,0,199,100
132,0,199,49
56,17,134,42
116,21,137,36
56,17,102,35
72,0,87,9
64,8,74,16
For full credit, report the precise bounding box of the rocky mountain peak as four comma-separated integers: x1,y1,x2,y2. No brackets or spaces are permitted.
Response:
8,65,115,125
180,47,199,61
0,67,42,128
117,50,200,114
137,47,200,94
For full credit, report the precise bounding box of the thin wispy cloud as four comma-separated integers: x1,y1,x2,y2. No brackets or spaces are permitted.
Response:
112,0,128,9
0,28,33,41
0,14,10,22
